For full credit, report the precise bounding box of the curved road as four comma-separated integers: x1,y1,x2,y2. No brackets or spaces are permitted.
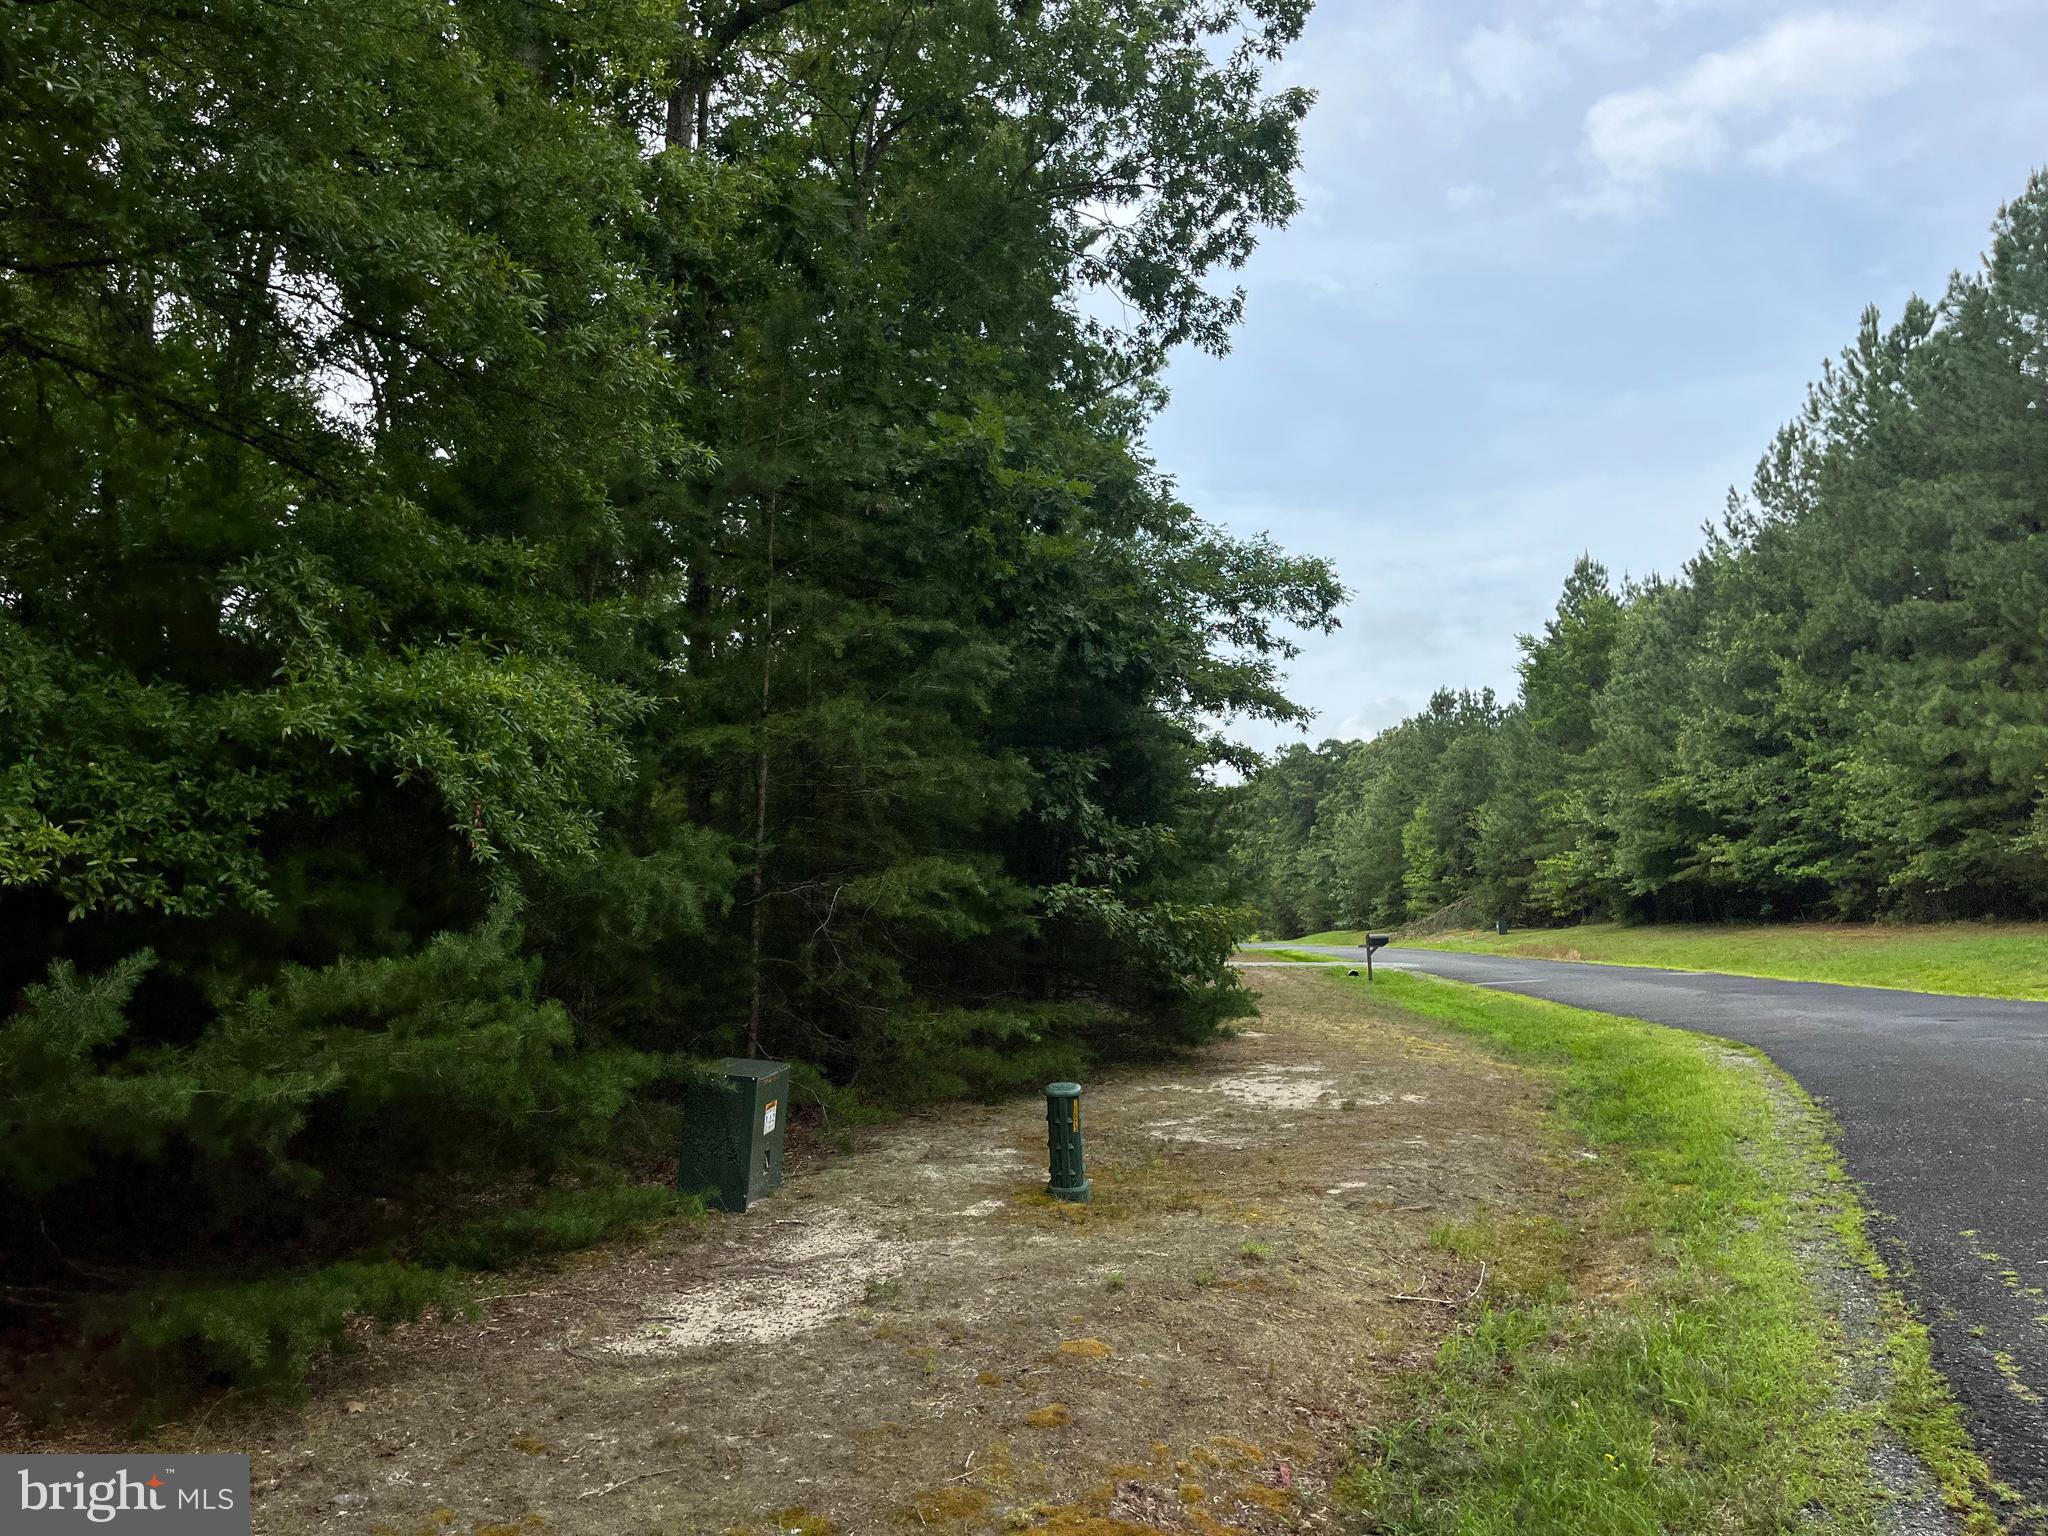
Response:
1257,941,2048,1501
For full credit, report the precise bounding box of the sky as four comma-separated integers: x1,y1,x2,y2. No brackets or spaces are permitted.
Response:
1150,0,2048,755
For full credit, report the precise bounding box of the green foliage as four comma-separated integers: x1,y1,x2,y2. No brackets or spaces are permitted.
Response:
856,1003,1115,1106
1229,173,2048,933
419,1184,694,1273
1,0,673,922
1224,688,1503,932
1,908,657,1224
87,1181,685,1395
0,0,1334,1392
106,1263,475,1397
0,950,175,1195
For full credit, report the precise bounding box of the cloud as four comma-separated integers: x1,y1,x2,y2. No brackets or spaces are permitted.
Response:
1285,4,1466,154
1460,23,1564,108
1251,231,1421,316
1334,696,1421,741
1577,9,1931,210
1547,2,1639,67
1745,115,1851,172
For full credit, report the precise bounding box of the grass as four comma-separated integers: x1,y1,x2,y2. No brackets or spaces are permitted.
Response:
1289,921,2048,1000
1335,969,2009,1535
1243,946,1351,964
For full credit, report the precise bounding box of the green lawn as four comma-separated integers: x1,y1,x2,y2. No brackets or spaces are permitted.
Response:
1336,970,2006,1534
1287,921,2048,1000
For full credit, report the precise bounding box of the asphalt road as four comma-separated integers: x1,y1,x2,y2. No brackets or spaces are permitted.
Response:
1256,942,2048,1502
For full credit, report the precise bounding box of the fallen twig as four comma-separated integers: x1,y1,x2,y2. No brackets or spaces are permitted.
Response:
579,1466,690,1500
1388,1261,1487,1306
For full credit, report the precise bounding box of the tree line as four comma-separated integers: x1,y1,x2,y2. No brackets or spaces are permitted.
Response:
0,0,1335,1388
1226,174,2048,940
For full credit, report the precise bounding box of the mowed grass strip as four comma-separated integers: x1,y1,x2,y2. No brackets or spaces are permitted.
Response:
1336,970,2000,1535
1291,921,2048,1000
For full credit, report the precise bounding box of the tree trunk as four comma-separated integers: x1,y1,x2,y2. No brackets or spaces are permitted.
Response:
747,492,777,1057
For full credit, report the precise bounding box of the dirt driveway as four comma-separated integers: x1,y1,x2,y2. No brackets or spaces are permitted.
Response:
188,970,1573,1535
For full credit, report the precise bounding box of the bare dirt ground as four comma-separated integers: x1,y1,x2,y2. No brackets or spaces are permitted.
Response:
159,971,1578,1535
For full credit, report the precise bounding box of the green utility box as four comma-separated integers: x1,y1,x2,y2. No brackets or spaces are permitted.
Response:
679,1057,790,1212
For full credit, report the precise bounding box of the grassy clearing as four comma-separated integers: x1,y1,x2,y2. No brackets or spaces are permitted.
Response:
1338,969,2004,1535
1293,921,2048,999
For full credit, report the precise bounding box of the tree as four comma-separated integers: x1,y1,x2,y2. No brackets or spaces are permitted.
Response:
1,0,1337,1385
1232,171,2048,936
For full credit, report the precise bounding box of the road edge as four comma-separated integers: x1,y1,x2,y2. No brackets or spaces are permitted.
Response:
1336,970,2010,1534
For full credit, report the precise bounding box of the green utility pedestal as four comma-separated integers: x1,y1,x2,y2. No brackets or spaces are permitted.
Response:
1045,1081,1091,1203
679,1058,790,1212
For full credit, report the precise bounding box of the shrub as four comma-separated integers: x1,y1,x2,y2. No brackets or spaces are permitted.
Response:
104,1263,474,1396
1,906,665,1262
419,1183,693,1272
856,1002,1107,1105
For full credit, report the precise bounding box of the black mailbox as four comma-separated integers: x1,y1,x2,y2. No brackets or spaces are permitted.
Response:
1365,933,1390,952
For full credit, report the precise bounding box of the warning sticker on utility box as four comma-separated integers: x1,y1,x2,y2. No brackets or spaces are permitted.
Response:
762,1100,778,1135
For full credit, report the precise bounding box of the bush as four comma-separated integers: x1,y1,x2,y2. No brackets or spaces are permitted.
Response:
0,906,665,1264
104,1263,475,1396
418,1183,693,1272
90,1182,692,1394
857,1002,1110,1105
